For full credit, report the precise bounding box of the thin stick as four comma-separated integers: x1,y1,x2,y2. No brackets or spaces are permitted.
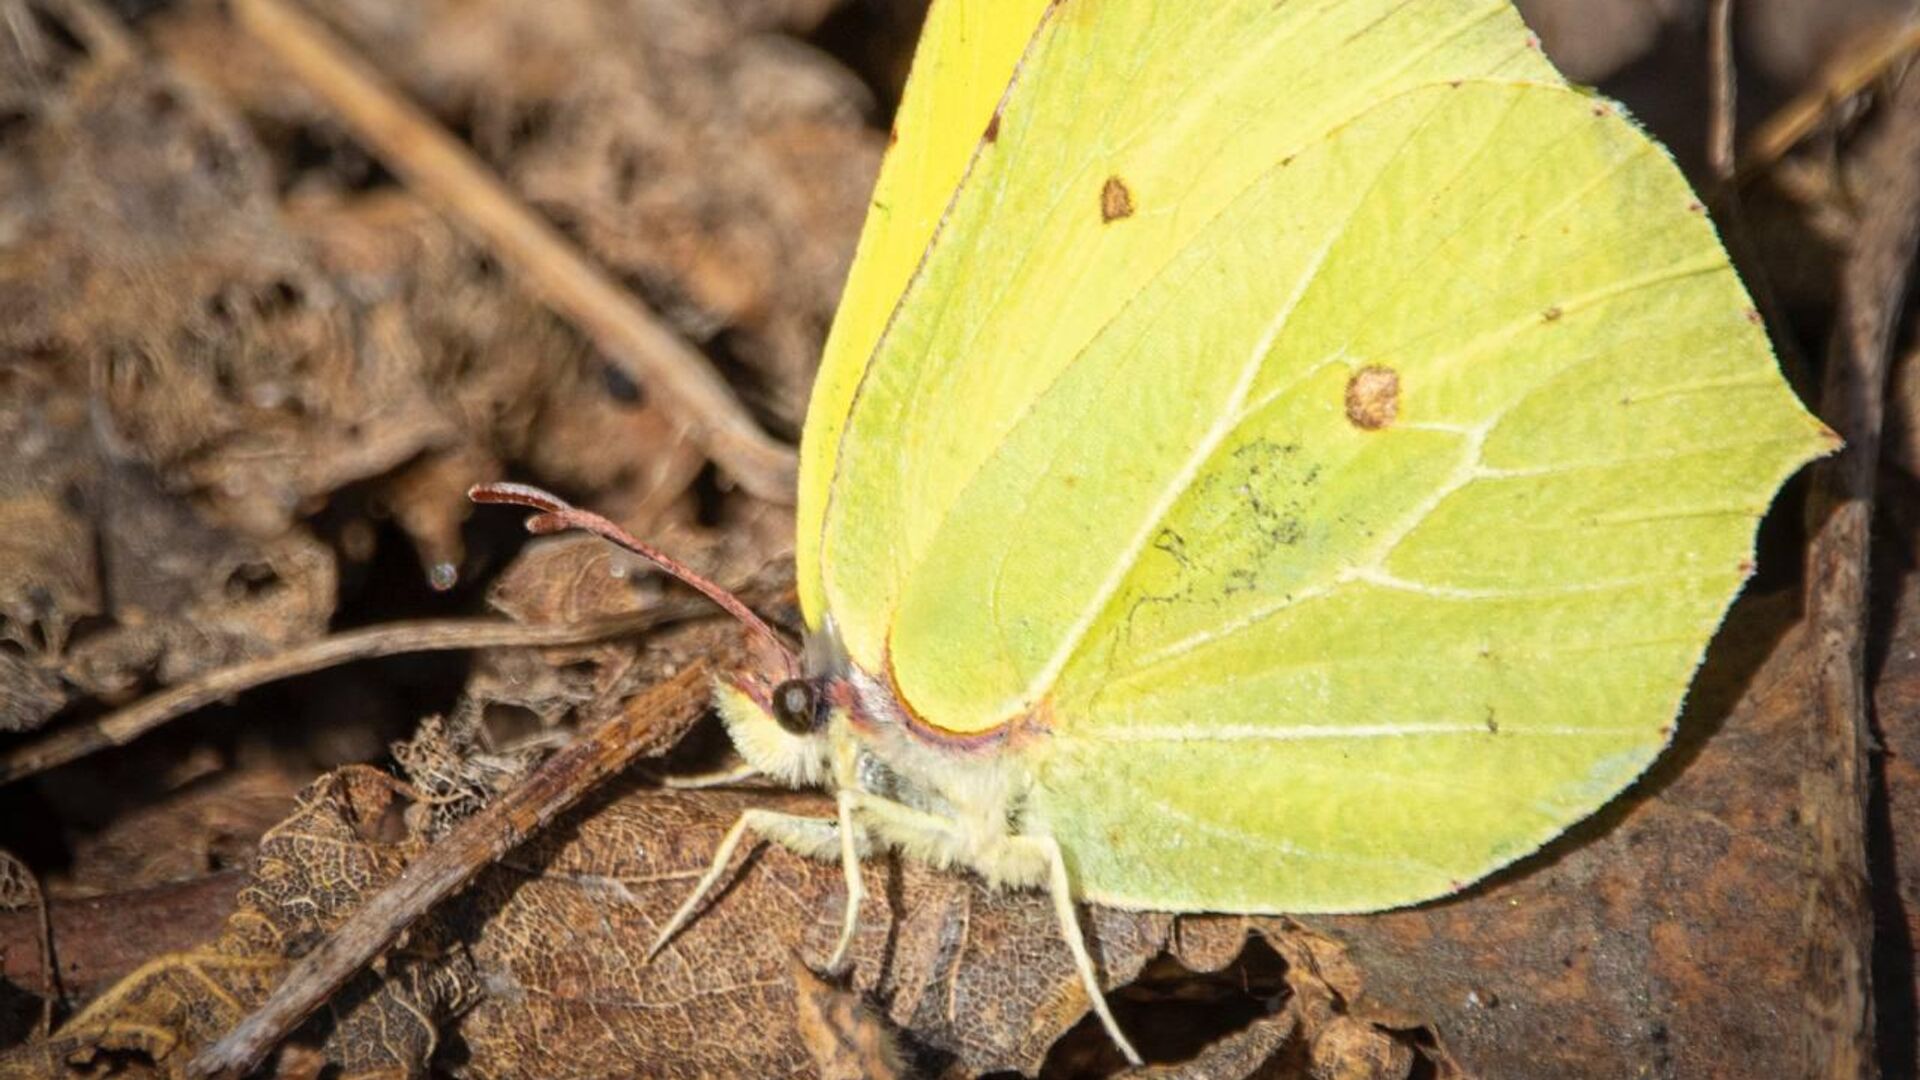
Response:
189,660,714,1080
1698,0,1807,389
1705,0,1737,184
230,0,797,503
1798,72,1920,1080
0,609,691,785
1741,21,1920,180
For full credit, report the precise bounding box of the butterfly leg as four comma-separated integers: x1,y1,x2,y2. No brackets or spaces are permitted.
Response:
825,788,866,971
834,794,1144,1067
1010,833,1143,1067
646,807,846,960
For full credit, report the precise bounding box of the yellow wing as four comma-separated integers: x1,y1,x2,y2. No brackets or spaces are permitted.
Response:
795,0,1052,626
809,0,1829,913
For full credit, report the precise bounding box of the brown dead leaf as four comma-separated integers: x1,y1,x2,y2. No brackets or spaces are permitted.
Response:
0,872,244,1003
790,955,910,1080
53,762,307,897
443,785,1168,1079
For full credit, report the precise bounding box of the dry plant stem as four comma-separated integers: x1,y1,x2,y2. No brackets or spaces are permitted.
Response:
37,0,133,62
1705,0,1736,183
1741,22,1920,179
1701,0,1806,386
230,0,797,503
1799,75,1920,1079
0,610,687,785
190,661,714,1080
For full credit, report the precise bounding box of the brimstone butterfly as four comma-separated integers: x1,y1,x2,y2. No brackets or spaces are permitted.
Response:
478,0,1833,1063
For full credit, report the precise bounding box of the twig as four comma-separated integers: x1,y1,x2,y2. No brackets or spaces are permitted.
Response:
1799,68,1920,1080
230,0,798,503
39,0,134,63
1705,0,1737,184
0,608,693,785
1700,0,1808,388
1741,21,1920,180
189,660,714,1080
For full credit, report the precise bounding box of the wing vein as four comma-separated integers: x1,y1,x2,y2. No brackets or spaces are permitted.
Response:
1007,104,1447,714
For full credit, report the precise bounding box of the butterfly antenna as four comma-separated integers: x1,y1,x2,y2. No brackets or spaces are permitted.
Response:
470,482,792,658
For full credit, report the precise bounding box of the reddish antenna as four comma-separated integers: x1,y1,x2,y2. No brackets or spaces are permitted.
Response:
470,482,794,663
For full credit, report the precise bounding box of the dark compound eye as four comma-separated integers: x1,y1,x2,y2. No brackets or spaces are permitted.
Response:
771,678,819,735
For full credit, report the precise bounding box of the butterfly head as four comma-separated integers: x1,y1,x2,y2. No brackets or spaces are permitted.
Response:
712,618,848,787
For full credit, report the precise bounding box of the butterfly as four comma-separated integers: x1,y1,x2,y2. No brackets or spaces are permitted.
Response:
477,0,1830,1063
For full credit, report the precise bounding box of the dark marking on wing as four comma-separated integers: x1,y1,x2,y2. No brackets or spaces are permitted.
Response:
1117,440,1323,645
984,111,1001,143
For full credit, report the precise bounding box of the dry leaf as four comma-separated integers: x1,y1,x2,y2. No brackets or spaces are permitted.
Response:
790,956,910,1080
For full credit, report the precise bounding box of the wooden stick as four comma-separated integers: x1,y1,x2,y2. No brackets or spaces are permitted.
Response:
1705,0,1737,184
1741,21,1920,179
0,609,691,785
189,660,713,1079
1798,73,1920,1080
230,0,797,503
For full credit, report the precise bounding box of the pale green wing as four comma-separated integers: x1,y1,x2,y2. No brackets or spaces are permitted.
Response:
817,0,1563,693
1004,81,1831,911
819,0,1830,913
795,0,1052,626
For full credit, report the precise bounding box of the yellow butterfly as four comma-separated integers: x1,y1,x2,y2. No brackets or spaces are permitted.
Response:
480,0,1830,1063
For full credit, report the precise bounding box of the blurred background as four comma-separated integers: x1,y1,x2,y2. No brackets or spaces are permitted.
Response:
0,1,1915,1077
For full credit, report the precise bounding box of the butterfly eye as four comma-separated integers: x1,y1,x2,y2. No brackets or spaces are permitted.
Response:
771,679,819,735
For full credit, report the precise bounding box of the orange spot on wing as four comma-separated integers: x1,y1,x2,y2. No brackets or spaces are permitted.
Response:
1344,365,1401,430
1101,176,1135,222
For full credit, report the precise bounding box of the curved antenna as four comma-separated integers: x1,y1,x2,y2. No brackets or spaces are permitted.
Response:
470,482,793,661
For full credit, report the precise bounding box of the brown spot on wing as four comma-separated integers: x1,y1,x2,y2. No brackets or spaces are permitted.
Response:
983,111,1001,143
1344,365,1400,430
1100,176,1134,222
